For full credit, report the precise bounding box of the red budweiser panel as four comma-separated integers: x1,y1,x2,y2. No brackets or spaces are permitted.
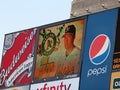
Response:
0,28,37,88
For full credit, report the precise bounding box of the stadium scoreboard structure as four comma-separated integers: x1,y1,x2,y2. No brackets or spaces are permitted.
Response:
0,7,120,90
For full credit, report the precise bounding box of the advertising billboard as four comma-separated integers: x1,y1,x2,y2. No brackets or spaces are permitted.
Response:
112,9,120,71
79,8,118,90
33,18,85,82
0,28,37,88
110,72,120,90
1,85,29,90
30,77,79,90
110,9,120,90
0,8,119,90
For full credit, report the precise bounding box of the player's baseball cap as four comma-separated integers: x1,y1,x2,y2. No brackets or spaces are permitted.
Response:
63,25,76,37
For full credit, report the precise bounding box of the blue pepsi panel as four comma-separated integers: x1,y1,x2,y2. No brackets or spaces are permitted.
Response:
80,9,118,90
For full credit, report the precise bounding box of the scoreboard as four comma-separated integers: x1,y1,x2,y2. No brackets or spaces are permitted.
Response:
0,8,120,90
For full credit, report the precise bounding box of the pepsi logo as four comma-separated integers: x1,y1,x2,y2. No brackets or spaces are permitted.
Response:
89,34,111,65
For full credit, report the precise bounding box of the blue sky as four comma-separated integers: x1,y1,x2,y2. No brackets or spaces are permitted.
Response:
0,0,72,66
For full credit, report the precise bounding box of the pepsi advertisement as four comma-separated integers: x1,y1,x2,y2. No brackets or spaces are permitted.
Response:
80,9,118,90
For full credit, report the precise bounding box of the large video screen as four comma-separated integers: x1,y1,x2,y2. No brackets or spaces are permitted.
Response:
33,18,85,82
0,28,37,88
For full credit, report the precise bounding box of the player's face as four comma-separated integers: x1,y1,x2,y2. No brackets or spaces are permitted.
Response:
63,33,74,49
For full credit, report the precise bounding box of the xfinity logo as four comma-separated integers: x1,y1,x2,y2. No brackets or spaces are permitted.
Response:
31,78,79,90
37,82,71,90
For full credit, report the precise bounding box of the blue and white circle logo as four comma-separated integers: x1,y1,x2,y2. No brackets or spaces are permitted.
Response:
89,34,111,65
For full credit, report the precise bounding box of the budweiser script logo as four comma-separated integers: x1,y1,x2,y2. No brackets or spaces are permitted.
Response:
0,29,36,87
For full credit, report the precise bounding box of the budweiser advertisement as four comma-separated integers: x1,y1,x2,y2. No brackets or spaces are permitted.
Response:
30,77,79,90
1,85,29,90
0,28,37,88
33,18,85,82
